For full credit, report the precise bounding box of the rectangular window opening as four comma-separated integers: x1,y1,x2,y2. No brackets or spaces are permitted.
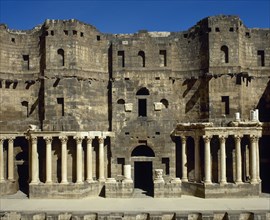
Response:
117,158,125,175
229,27,234,32
23,55,30,70
117,50,125,67
64,30,68,35
73,30,77,35
159,50,167,67
80,32,84,37
162,158,170,175
11,38,15,43
215,27,220,32
97,35,101,41
51,30,54,36
57,97,65,116
221,96,230,115
257,50,265,67
138,99,147,117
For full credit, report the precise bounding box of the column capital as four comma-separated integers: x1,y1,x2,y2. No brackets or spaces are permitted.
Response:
250,135,259,143
181,136,186,143
219,136,227,144
8,137,15,143
234,135,243,141
44,136,53,144
59,136,68,143
0,137,5,143
74,136,83,144
98,137,104,144
203,135,212,143
31,136,38,142
86,136,94,143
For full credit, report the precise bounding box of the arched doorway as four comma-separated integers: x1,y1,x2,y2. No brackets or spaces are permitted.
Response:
131,145,155,196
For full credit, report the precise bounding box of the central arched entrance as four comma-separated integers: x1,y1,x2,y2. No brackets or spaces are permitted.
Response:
131,145,155,197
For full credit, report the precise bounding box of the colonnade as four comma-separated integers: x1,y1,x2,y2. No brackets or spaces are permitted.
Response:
30,135,107,184
0,137,15,182
179,134,261,185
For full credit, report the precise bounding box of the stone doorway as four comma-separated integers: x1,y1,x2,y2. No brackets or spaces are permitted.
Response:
134,161,153,196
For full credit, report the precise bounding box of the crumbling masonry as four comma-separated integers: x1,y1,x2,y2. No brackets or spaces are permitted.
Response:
0,15,269,198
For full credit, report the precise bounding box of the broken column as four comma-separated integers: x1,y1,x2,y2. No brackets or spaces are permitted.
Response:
123,165,132,183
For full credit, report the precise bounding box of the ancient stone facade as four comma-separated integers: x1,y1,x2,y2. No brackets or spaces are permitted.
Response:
0,15,269,198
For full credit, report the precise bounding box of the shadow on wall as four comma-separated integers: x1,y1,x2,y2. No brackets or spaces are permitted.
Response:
257,80,270,122
183,77,210,119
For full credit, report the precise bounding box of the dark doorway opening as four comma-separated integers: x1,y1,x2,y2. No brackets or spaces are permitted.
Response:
15,138,29,195
134,161,153,196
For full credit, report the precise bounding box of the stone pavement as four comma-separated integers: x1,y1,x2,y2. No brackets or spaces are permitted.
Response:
0,191,270,213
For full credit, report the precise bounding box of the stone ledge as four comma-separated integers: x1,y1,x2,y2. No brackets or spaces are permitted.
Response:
182,181,261,198
29,181,100,199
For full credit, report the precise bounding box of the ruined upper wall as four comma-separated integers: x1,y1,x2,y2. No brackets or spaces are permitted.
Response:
0,15,269,77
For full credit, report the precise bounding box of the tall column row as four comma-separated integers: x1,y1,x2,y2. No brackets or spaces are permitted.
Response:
179,135,260,185
30,135,107,184
0,137,15,183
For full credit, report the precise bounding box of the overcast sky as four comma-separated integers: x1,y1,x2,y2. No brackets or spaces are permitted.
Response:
0,0,269,33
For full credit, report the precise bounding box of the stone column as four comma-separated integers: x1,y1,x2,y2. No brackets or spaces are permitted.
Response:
203,136,212,184
75,136,83,184
86,137,93,182
256,137,261,182
194,136,200,182
219,135,227,184
45,137,52,184
98,137,105,182
181,136,188,182
235,135,242,184
60,136,68,184
8,137,15,181
123,165,132,182
250,135,258,184
0,138,5,182
31,136,39,184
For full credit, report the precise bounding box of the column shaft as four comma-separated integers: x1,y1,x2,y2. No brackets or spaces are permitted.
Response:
181,136,188,182
250,136,258,184
194,137,200,182
256,138,261,182
45,137,52,184
219,136,227,184
60,136,68,184
98,137,105,181
204,136,212,184
8,137,15,181
235,135,242,183
86,137,93,182
0,138,5,182
75,136,83,184
31,137,39,184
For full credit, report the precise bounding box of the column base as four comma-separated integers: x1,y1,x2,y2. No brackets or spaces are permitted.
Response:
204,180,212,185
181,178,188,182
123,179,133,183
45,181,53,184
250,179,258,184
60,181,68,185
76,181,83,184
86,179,94,183
30,181,40,185
235,180,243,184
219,181,227,185
98,178,105,182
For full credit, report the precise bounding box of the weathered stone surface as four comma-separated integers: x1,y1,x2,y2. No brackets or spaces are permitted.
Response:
0,15,269,199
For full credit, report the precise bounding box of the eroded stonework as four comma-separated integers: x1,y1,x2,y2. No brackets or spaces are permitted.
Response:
0,15,269,199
